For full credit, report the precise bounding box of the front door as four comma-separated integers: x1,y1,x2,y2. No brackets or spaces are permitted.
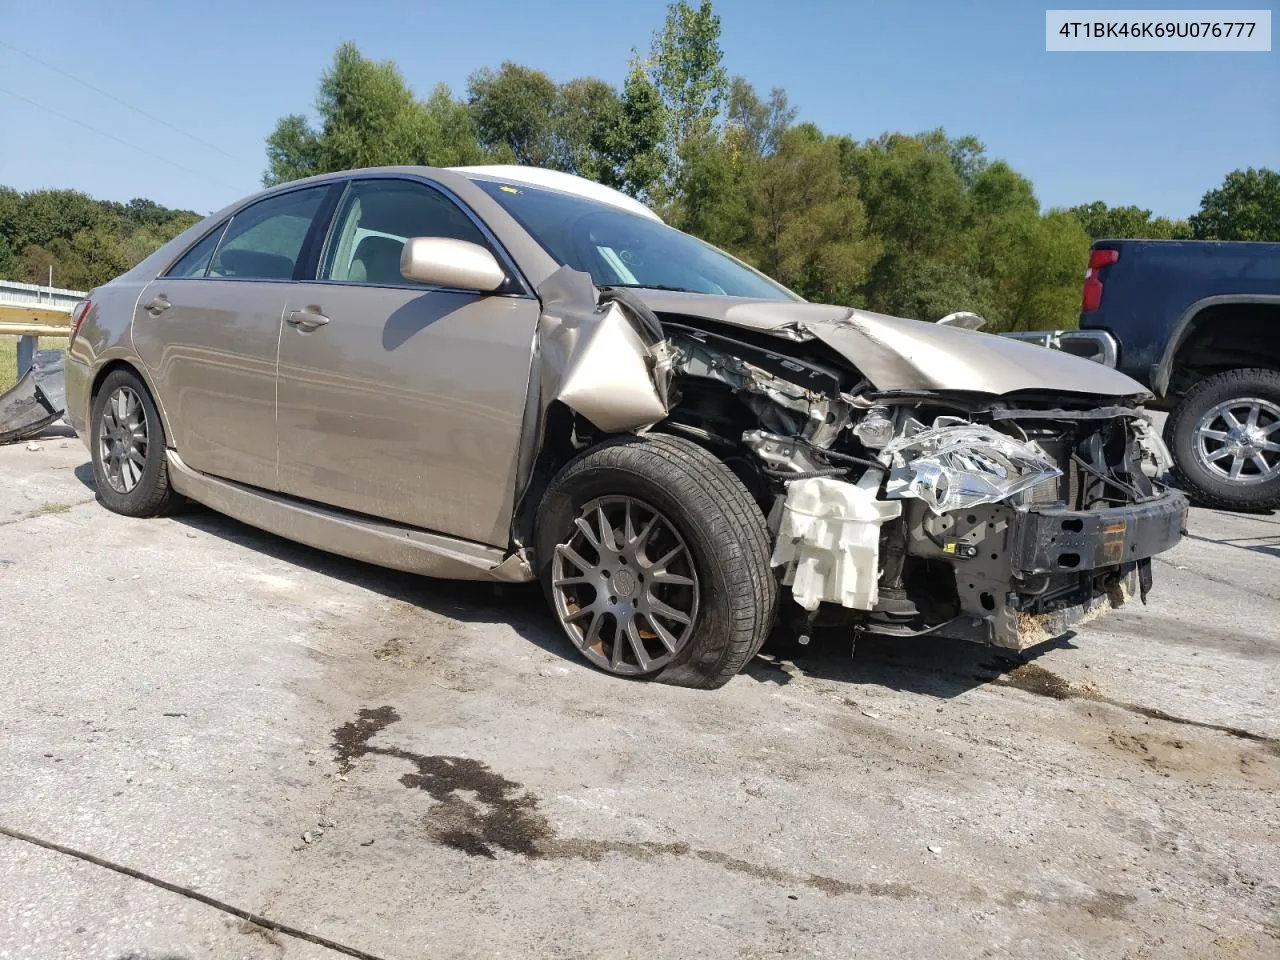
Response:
132,185,332,490
275,177,540,547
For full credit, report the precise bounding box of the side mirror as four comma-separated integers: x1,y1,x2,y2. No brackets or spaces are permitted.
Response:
399,237,506,292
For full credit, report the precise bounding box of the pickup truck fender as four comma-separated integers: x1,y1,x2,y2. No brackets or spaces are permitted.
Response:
1152,293,1280,397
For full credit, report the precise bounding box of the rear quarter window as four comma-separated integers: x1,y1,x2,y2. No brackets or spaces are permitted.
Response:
164,224,226,279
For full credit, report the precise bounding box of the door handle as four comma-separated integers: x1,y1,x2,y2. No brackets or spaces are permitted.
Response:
144,295,170,315
286,309,330,331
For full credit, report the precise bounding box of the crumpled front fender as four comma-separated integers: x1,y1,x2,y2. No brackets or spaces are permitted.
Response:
535,267,669,433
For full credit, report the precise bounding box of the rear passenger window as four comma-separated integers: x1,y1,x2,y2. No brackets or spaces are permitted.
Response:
165,224,226,278
209,187,328,280
322,179,489,287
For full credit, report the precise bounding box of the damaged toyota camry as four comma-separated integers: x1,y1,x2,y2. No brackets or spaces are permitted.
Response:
64,165,1188,688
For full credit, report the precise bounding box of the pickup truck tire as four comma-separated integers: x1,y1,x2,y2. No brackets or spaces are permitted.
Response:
1164,368,1280,511
535,434,777,689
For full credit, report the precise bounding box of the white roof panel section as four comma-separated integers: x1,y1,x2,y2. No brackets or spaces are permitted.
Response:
449,165,663,223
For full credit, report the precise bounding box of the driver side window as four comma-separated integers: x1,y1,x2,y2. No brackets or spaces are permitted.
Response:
322,180,489,287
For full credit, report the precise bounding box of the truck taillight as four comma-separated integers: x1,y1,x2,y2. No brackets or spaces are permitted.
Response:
68,300,92,343
1081,248,1119,312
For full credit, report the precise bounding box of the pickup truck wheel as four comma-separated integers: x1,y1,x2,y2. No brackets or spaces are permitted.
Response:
1164,368,1280,511
535,434,777,689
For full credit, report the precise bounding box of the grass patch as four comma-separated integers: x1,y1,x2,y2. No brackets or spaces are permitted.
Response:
33,502,72,516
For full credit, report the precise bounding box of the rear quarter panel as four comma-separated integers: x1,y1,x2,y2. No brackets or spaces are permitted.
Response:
65,278,157,444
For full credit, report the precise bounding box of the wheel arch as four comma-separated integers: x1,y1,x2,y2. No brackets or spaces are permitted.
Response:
1154,294,1280,398
510,400,580,556
89,358,175,448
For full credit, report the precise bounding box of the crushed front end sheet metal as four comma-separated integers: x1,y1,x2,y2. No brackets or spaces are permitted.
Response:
518,274,1185,652
534,267,670,433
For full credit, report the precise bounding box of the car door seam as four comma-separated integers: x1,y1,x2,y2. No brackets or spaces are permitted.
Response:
274,299,286,490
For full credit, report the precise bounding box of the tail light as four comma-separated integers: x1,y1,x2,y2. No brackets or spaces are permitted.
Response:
1081,248,1119,312
68,299,92,343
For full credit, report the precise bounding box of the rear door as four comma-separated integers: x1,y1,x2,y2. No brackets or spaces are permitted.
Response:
132,184,334,490
275,176,540,547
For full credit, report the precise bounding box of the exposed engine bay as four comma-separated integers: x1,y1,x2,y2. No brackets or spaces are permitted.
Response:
527,268,1188,651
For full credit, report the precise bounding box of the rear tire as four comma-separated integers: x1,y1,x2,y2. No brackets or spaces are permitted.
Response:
535,433,777,689
1164,368,1280,511
90,368,176,518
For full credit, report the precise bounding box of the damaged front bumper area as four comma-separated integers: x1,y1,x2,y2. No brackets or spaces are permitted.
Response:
768,410,1189,650
890,489,1187,649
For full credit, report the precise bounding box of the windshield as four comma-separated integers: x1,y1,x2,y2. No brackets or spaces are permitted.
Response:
470,177,798,301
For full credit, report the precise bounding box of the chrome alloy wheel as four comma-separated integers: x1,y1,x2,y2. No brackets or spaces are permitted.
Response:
98,385,149,493
1193,397,1280,486
550,496,700,676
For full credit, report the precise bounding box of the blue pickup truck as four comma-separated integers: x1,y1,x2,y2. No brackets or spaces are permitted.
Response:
1015,240,1280,511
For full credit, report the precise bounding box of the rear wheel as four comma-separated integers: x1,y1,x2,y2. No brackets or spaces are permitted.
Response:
535,434,776,689
1165,367,1280,511
90,368,175,517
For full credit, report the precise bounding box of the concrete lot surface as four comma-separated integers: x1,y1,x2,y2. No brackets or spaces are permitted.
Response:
1,429,1277,959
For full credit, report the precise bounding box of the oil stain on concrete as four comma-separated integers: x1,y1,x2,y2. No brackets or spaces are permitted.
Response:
330,706,914,898
988,660,1280,757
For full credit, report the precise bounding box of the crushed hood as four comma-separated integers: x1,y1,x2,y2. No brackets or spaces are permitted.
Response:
633,291,1148,399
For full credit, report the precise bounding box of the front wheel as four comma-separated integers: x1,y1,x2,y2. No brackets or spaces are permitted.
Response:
1164,367,1280,511
534,434,777,689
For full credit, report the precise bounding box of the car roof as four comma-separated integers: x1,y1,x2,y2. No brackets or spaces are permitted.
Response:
447,165,663,223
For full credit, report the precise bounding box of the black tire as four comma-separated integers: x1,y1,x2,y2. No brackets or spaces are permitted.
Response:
90,367,176,517
1164,367,1280,511
535,433,777,689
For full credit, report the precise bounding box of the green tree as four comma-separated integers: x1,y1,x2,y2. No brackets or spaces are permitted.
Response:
264,115,323,184
0,236,16,279
1069,201,1189,240
748,125,879,304
649,0,728,166
468,62,559,167
851,133,971,261
726,78,795,159
890,259,996,326
970,161,1038,219
19,244,57,285
247,23,1254,329
421,83,488,168
847,132,973,315
987,211,1091,332
263,43,484,185
551,77,623,179
53,224,132,290
14,189,105,250
0,185,196,287
665,134,750,250
1189,167,1280,241
595,60,668,198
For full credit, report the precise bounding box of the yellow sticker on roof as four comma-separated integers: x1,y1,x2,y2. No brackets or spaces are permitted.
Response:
499,185,521,194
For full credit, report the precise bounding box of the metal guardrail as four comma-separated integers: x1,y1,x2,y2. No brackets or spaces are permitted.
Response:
1,307,73,386
1,322,71,337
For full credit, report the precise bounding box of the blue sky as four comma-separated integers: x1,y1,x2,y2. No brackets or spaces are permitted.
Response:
0,0,1275,217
